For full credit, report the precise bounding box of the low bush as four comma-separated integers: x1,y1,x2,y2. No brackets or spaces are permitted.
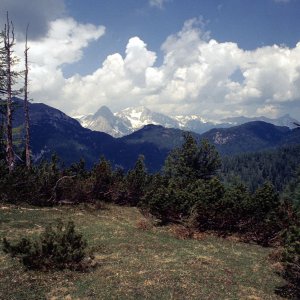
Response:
281,226,300,297
2,220,91,271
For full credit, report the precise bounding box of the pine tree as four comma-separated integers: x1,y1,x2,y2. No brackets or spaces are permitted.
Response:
164,133,221,184
126,155,148,205
91,156,114,201
282,226,300,297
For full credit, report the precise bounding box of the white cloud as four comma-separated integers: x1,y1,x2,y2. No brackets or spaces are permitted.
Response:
14,18,105,111
27,18,105,67
149,0,171,9
256,105,280,117
124,37,157,85
19,17,300,120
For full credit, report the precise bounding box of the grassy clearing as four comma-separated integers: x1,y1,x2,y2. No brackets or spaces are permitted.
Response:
0,204,285,299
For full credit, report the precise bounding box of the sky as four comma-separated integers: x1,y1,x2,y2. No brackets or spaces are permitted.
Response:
1,0,300,120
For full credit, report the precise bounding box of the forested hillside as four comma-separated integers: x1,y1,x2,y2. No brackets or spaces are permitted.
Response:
4,98,300,173
222,144,300,192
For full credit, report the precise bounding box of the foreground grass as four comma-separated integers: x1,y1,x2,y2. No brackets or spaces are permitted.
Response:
0,203,285,300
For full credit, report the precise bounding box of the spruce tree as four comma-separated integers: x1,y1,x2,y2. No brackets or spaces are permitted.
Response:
126,155,148,205
164,133,221,184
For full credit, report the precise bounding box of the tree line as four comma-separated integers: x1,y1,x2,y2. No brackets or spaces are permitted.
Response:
222,144,300,192
1,132,299,296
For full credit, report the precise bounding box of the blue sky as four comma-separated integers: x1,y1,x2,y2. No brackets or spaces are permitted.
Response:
1,0,300,120
64,0,300,76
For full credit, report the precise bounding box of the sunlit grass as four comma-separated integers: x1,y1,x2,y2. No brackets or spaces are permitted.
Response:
0,203,285,299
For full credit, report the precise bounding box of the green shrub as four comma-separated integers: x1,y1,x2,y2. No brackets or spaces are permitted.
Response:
164,134,221,184
91,156,114,202
281,226,300,297
2,220,89,270
125,155,148,206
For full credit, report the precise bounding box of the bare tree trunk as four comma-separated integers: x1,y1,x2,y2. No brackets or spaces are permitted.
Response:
24,25,30,169
4,12,14,173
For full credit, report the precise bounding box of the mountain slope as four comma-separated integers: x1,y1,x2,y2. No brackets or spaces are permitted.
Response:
12,99,165,171
77,105,300,137
201,121,300,155
10,99,300,172
75,106,132,137
116,106,179,131
121,121,300,157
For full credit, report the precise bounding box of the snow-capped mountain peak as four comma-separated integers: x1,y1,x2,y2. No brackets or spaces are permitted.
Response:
116,106,154,129
75,105,300,137
115,106,179,131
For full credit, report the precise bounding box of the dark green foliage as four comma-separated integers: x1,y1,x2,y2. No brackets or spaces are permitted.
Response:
144,168,292,245
222,144,300,192
139,132,293,245
164,133,221,185
284,167,300,209
188,178,226,230
125,155,148,205
88,154,149,206
143,180,193,224
0,163,39,204
2,220,88,270
68,158,89,179
245,183,283,245
0,131,297,250
252,182,280,217
91,156,114,202
0,154,85,205
33,155,61,204
214,183,251,231
281,226,300,297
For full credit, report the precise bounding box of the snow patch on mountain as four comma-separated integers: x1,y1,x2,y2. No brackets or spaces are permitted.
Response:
75,105,300,138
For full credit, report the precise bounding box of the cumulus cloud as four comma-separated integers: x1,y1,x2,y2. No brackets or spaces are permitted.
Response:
24,18,105,67
17,17,300,120
14,17,105,111
124,37,157,85
256,105,280,117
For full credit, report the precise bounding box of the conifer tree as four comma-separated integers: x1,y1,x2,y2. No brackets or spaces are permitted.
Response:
126,155,148,205
164,133,221,184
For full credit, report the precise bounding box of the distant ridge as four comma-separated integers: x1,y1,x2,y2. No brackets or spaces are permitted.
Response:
11,98,300,172
75,105,300,137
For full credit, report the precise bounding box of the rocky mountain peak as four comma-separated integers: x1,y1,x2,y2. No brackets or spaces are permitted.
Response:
75,104,300,138
94,105,114,119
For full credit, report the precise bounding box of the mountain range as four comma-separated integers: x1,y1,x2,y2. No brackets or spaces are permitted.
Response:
10,98,300,172
75,105,300,137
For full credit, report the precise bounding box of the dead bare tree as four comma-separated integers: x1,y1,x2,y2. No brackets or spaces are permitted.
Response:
0,32,6,159
24,24,30,169
4,12,15,172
